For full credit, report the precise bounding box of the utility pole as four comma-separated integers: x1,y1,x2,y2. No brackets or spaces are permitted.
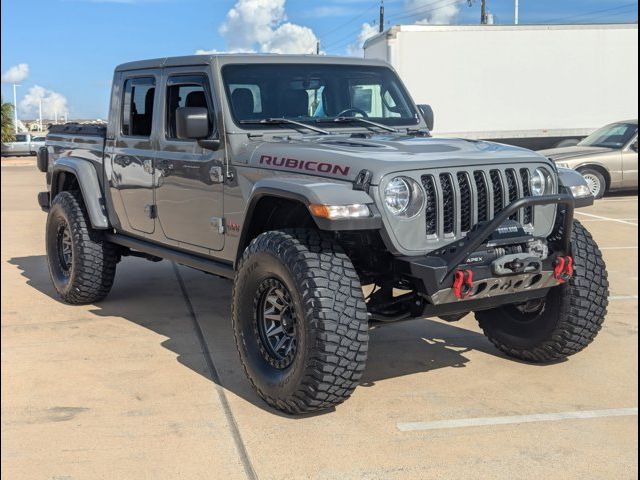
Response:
514,0,519,24
39,99,43,132
379,0,385,33
480,0,488,24
316,41,320,55
12,84,20,133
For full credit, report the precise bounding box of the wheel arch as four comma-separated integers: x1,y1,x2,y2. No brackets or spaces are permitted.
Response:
576,163,611,190
51,157,109,229
235,190,317,266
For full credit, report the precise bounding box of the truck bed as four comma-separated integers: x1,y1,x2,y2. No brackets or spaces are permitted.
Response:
48,123,107,138
46,123,107,168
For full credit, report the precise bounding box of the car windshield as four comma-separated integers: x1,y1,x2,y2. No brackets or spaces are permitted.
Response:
578,122,638,149
222,63,419,130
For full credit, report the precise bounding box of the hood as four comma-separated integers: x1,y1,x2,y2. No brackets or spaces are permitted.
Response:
247,134,548,184
539,145,613,162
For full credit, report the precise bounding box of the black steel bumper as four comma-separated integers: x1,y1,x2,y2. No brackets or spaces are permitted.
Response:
393,194,575,313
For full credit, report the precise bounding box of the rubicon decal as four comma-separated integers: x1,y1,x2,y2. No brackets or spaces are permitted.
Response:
259,155,351,177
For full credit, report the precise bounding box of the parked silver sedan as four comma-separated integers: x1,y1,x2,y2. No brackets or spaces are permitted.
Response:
540,120,638,198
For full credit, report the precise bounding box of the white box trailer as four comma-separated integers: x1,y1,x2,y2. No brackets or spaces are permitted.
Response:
364,24,638,149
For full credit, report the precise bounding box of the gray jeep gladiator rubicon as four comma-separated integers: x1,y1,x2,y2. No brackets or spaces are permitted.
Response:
37,55,608,414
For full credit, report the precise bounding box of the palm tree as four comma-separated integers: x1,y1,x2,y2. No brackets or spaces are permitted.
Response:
1,98,15,143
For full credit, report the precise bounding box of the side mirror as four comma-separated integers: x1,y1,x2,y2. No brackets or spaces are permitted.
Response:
176,107,210,140
631,140,638,153
417,104,435,131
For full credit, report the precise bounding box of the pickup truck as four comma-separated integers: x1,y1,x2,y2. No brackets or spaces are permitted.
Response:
2,133,45,156
37,54,608,414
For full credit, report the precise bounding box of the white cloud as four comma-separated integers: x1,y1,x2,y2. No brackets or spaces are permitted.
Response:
19,85,69,119
346,23,379,57
1,63,29,84
198,0,319,54
405,0,465,25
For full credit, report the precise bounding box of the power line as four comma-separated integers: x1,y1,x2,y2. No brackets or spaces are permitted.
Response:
324,0,463,51
315,3,379,39
541,2,637,24
385,0,466,25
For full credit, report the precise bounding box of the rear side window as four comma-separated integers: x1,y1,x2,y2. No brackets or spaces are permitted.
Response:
122,77,156,137
15,134,27,142
165,75,213,139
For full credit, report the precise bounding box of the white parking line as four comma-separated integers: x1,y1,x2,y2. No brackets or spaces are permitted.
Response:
576,212,638,226
609,295,639,301
580,218,638,223
397,408,638,432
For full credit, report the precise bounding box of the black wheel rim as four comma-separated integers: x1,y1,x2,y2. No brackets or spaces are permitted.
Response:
255,279,299,369
56,222,73,275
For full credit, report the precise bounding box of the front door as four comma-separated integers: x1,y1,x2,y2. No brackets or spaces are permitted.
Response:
154,70,225,251
622,135,638,189
108,72,159,234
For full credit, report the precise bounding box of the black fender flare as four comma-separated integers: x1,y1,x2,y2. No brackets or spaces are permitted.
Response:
51,157,109,229
236,179,382,262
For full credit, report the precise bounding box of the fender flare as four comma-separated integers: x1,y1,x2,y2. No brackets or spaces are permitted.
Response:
51,157,109,229
557,166,594,208
237,177,382,259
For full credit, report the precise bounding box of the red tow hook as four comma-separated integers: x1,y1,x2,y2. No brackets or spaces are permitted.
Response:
554,256,574,284
453,269,474,299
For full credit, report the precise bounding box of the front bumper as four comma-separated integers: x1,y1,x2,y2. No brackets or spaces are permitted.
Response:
393,194,575,314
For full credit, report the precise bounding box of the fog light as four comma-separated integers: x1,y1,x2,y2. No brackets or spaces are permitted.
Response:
309,204,371,219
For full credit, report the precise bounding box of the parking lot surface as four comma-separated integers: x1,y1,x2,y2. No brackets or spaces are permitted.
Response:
2,160,638,480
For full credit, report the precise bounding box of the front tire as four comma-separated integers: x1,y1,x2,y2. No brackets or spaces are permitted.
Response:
46,191,118,304
579,168,607,199
475,220,609,362
232,229,369,414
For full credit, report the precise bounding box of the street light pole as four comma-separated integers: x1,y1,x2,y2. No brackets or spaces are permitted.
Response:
12,83,20,133
515,0,519,24
39,99,43,132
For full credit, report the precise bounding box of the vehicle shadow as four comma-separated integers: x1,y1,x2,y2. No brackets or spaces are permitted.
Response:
10,254,515,417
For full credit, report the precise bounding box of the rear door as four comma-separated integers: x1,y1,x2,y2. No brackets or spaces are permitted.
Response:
108,71,159,234
154,68,225,251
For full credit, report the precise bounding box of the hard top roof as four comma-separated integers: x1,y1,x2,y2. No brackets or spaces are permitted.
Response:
115,54,390,72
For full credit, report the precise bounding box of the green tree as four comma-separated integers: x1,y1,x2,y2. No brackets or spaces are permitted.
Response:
1,98,15,143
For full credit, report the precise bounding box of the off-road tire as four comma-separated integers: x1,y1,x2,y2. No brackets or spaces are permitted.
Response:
46,191,118,304
475,220,608,362
232,229,369,414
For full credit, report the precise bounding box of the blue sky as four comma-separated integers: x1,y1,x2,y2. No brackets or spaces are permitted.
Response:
1,0,637,118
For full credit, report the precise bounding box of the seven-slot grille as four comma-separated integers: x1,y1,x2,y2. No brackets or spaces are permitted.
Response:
420,168,535,238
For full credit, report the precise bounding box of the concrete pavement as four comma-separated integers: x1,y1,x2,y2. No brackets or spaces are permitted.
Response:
2,162,637,479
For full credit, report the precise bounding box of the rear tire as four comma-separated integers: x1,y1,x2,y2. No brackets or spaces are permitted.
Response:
46,191,118,304
232,229,369,414
475,220,609,362
579,168,607,199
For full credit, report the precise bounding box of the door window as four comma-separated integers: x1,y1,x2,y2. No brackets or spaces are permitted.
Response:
121,77,156,137
15,134,27,142
165,75,214,139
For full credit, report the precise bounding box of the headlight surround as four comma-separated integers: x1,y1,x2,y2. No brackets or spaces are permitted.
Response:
383,176,425,218
531,168,554,196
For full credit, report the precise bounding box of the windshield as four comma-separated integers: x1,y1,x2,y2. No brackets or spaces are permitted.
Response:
578,122,638,148
222,64,419,130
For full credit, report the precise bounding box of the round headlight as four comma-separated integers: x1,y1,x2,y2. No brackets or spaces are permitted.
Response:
531,168,552,196
384,176,425,218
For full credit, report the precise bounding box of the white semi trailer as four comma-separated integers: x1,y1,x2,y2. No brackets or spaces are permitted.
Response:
364,24,638,149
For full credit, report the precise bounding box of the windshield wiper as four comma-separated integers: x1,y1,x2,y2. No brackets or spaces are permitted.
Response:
240,118,330,135
317,116,398,133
